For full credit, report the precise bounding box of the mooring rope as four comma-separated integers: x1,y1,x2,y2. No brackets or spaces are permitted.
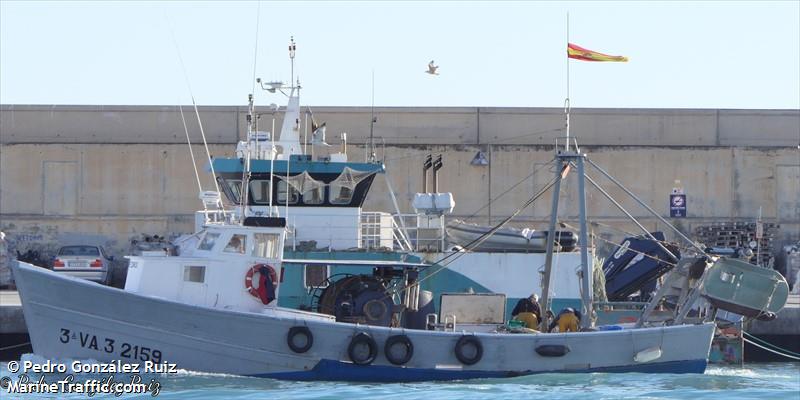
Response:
0,342,31,351
741,336,800,361
742,331,800,358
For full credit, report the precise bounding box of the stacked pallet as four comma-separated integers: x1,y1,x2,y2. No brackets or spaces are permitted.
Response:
693,222,779,267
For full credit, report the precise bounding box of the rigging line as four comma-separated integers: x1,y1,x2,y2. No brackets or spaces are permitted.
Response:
433,172,558,268
240,1,262,220
463,156,555,220
166,16,223,199
585,157,705,255
742,331,800,357
741,336,800,361
578,164,680,262
588,219,703,260
385,169,561,299
433,161,564,267
178,104,205,208
559,220,678,268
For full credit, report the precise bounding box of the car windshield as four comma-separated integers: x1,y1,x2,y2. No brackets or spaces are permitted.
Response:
58,246,100,256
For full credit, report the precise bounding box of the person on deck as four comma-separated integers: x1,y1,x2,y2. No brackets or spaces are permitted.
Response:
511,293,542,329
548,307,581,333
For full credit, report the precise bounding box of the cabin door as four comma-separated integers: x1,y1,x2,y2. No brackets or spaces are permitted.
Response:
178,264,208,305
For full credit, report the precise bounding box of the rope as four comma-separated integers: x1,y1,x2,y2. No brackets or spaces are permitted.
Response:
384,164,563,300
589,220,703,261
560,221,678,268
462,157,555,221
0,342,30,351
742,331,800,357
742,336,800,361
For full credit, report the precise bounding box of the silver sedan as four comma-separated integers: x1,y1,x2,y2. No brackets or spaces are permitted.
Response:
53,245,113,284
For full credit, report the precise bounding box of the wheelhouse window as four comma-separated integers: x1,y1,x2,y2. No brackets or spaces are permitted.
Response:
302,186,324,205
183,265,206,283
329,183,353,205
223,179,242,204
198,232,221,251
252,233,280,259
224,234,247,254
304,264,330,288
249,180,272,204
276,181,298,204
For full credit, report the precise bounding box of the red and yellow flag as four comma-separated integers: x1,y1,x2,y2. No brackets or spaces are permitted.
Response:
567,43,628,62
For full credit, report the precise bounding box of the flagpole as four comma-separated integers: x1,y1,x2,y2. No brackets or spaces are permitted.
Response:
565,12,570,152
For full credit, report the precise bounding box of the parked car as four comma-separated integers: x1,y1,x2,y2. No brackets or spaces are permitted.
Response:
53,245,113,284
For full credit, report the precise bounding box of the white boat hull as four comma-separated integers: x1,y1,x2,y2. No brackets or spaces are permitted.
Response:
13,261,715,381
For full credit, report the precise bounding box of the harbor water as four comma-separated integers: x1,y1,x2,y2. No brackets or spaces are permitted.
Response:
1,355,797,399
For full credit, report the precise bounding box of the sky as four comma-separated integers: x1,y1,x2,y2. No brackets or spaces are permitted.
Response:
1,1,799,109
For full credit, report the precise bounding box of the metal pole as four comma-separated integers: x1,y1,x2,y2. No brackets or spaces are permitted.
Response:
383,174,413,251
576,156,592,329
586,157,706,254
369,69,376,162
565,13,570,152
539,160,564,332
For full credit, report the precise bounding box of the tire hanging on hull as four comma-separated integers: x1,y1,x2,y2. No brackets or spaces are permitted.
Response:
287,326,314,353
384,334,414,365
348,332,378,365
454,335,483,365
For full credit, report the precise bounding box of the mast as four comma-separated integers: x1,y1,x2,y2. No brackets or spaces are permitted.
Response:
240,93,255,223
540,139,593,331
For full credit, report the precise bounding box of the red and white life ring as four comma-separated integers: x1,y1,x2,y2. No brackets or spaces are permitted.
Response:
245,264,278,305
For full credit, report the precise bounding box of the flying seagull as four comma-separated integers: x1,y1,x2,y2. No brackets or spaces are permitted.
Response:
425,60,439,75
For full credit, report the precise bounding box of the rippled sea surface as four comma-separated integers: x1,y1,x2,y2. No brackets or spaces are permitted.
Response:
1,355,798,399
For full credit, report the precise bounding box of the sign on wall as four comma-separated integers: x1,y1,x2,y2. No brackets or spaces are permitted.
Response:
670,184,686,218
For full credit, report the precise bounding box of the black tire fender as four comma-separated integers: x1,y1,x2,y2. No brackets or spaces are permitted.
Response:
454,335,483,365
287,326,313,353
384,334,414,365
348,332,378,365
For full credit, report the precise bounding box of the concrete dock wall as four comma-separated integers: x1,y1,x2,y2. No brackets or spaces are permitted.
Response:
1,105,798,261
3,105,798,147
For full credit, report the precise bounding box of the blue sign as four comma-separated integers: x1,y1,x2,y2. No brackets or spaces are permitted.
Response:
670,194,687,218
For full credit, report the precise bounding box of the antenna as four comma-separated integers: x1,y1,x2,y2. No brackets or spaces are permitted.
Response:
177,104,205,211
240,94,255,222
565,12,570,152
269,103,278,216
251,2,261,97
166,17,223,208
289,36,296,88
368,69,377,162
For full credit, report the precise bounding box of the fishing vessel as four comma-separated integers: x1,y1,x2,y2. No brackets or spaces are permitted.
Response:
193,39,588,320
12,38,790,382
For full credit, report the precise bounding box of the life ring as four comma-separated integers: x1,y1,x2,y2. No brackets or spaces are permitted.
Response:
384,334,414,365
347,332,377,365
287,326,313,353
245,264,277,305
454,335,483,365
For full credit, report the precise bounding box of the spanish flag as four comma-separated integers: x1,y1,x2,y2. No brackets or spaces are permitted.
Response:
568,43,628,62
